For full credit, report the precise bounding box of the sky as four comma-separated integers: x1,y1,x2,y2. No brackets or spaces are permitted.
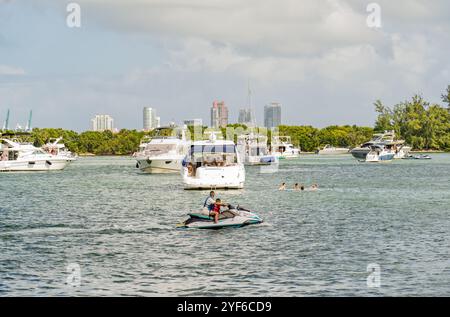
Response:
0,0,449,131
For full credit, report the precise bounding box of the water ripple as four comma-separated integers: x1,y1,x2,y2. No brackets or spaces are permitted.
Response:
1,155,449,296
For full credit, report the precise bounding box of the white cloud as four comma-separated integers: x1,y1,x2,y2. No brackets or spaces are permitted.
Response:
2,0,449,129
68,0,383,55
0,64,25,75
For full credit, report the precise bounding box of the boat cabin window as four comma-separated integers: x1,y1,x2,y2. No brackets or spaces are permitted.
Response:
188,144,238,166
0,150,19,161
190,145,236,154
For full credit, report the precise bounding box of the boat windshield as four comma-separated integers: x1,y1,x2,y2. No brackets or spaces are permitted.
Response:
188,144,238,166
190,145,236,154
143,144,177,155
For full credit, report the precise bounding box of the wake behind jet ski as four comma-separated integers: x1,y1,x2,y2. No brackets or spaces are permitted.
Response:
177,204,263,229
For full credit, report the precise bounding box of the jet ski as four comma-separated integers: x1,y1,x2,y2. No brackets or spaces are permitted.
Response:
177,205,263,229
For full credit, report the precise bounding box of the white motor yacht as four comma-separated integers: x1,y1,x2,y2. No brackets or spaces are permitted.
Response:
270,136,300,159
0,139,73,171
237,133,279,166
351,130,411,160
135,127,190,174
181,132,245,190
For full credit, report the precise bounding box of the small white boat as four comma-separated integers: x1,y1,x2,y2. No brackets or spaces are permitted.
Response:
135,127,190,174
181,132,245,189
365,145,395,162
271,136,300,159
0,139,73,171
177,206,263,229
316,145,349,155
403,154,432,160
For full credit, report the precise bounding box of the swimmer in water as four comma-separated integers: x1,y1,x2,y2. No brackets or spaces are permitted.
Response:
279,183,286,191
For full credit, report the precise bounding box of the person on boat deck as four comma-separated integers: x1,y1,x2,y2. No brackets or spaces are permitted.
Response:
202,191,216,213
1,146,9,161
210,198,226,223
279,183,286,191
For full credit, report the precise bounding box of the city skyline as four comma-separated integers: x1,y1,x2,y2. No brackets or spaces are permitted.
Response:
1,1,449,131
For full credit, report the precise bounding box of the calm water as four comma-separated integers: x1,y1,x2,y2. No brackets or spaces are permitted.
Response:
1,155,449,296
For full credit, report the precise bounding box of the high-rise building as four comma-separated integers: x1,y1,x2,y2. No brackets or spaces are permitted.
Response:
238,108,254,126
184,119,203,127
91,114,114,132
143,107,160,131
210,101,228,128
264,102,281,128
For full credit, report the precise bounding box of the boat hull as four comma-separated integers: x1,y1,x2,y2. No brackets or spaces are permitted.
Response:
182,166,245,190
350,147,370,159
136,157,182,173
178,211,263,229
0,159,71,172
365,153,395,162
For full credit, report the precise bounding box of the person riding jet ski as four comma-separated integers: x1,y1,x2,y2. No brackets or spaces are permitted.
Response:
178,200,263,229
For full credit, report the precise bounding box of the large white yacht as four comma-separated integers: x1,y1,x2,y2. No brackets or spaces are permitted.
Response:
350,131,411,160
135,127,190,173
181,132,245,190
270,136,300,159
0,139,73,171
237,133,278,166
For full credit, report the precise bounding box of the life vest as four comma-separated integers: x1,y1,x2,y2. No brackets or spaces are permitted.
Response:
203,196,214,211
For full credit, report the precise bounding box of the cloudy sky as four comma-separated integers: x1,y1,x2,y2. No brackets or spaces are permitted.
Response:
0,0,449,131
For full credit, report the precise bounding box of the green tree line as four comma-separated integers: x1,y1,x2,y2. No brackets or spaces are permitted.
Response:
373,86,450,150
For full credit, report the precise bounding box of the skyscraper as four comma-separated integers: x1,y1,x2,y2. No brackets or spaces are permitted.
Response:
210,101,228,128
238,108,254,126
143,107,160,131
154,116,161,129
264,103,282,128
91,114,114,132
